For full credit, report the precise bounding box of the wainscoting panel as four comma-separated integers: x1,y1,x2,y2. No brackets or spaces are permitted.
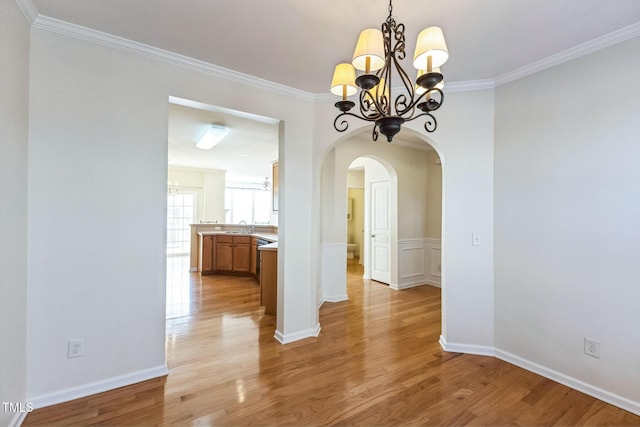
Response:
396,238,441,289
430,246,442,278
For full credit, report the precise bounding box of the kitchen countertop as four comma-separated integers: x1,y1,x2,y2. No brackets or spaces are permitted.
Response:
258,242,278,251
197,231,278,243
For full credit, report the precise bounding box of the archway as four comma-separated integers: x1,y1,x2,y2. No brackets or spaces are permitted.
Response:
319,128,443,304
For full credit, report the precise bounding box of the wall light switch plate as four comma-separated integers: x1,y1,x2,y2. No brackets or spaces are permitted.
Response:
472,233,482,246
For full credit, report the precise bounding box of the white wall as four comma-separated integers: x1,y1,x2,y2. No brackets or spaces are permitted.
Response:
494,37,640,410
0,1,30,424
433,89,495,348
202,170,226,222
26,26,317,403
0,1,29,425
426,150,442,239
323,136,431,243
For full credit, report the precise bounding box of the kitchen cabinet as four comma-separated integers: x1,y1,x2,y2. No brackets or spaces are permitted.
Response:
199,233,274,277
215,235,233,271
232,236,251,272
259,247,277,315
250,237,258,275
199,235,215,274
215,235,251,273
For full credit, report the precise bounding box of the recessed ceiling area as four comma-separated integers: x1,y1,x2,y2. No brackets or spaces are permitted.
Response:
168,100,279,183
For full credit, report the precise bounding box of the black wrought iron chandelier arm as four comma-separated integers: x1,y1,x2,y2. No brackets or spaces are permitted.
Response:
401,110,438,133
359,89,386,119
333,110,379,133
421,88,444,112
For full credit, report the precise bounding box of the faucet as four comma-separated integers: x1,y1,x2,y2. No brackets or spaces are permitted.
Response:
238,220,248,233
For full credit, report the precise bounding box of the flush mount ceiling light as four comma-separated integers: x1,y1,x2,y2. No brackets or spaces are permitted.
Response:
331,0,449,142
196,125,230,150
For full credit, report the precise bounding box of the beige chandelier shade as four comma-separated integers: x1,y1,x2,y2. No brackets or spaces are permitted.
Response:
330,63,358,98
352,28,385,73
413,26,449,71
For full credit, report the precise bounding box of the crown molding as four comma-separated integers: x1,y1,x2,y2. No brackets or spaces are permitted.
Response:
25,9,640,98
495,21,640,87
446,79,495,93
30,15,316,102
15,0,38,25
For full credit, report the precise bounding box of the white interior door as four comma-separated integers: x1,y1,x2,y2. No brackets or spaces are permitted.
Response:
370,180,391,284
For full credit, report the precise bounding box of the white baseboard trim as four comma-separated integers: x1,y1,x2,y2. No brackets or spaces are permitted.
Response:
9,411,28,427
393,280,441,290
323,294,349,303
438,336,640,416
494,348,640,417
28,364,168,410
274,323,321,344
438,335,495,357
189,267,197,272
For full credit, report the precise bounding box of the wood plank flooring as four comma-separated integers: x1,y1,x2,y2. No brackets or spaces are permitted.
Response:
24,258,640,426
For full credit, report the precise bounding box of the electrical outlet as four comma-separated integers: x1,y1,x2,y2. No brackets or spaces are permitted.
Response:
584,337,600,358
68,338,84,359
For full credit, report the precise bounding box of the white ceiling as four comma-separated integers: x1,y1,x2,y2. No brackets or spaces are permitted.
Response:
168,99,279,183
30,0,640,92
27,0,640,176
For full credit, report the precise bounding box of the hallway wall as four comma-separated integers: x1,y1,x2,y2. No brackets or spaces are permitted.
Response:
494,37,640,412
0,1,30,424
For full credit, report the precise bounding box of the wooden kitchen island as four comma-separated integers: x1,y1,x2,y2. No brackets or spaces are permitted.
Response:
197,230,278,316
258,242,277,315
197,231,277,277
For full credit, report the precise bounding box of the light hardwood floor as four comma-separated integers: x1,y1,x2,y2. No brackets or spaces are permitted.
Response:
24,258,640,426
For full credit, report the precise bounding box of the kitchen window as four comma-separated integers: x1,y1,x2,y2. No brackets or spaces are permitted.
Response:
225,187,271,224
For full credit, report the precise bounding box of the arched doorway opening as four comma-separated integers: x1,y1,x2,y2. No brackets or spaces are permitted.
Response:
319,129,443,304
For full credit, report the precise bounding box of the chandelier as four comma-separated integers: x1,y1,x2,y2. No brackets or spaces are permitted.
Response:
330,0,449,142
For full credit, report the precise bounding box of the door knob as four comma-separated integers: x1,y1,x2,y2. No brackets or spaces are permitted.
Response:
371,234,376,238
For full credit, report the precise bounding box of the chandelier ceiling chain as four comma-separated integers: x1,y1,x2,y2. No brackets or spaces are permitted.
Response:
330,0,449,142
